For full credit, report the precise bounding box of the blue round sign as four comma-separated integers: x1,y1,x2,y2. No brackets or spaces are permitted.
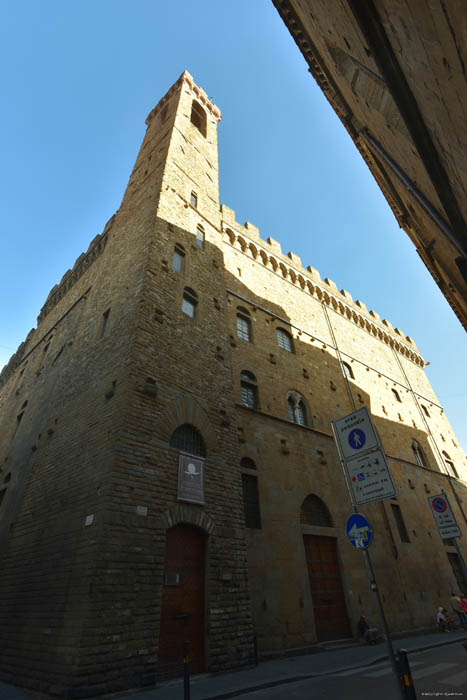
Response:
432,497,447,513
348,428,366,450
346,513,373,549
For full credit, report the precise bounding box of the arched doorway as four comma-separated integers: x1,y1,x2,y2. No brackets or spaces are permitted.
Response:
158,524,206,678
301,495,351,641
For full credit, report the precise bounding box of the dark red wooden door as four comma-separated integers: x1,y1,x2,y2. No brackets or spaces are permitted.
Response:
303,535,351,641
158,525,205,677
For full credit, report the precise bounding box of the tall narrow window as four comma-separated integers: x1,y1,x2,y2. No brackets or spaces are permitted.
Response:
242,473,261,528
172,244,185,272
182,287,198,318
276,327,293,352
196,224,205,249
240,371,258,410
443,452,459,478
391,503,410,543
421,405,430,417
342,362,354,380
392,388,402,403
190,100,207,137
287,391,308,426
100,308,110,339
412,439,428,467
236,307,252,342
190,191,198,208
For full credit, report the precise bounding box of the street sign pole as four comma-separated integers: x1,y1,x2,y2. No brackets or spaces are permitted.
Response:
331,421,405,700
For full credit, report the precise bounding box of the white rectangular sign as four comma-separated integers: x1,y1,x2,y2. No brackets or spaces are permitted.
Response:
345,449,397,505
428,494,461,539
333,407,380,460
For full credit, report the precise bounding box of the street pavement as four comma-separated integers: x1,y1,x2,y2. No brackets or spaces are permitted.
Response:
0,629,465,700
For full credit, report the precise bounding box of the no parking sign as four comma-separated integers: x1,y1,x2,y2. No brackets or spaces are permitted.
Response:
428,494,461,539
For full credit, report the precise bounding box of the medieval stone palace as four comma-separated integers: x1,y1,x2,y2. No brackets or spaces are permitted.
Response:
1,72,466,697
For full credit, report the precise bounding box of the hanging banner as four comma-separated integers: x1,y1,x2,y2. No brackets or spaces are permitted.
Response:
177,453,205,505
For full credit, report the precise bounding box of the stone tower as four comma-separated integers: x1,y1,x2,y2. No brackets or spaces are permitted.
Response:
0,71,254,696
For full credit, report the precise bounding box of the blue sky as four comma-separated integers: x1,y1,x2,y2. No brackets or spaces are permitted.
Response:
1,0,466,452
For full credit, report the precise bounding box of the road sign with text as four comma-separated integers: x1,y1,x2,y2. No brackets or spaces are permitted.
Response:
428,494,461,539
333,407,380,460
345,449,397,505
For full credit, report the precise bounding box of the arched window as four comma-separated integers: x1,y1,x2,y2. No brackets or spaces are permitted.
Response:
236,307,252,342
172,243,185,272
190,100,207,137
240,371,258,410
300,495,334,527
392,388,402,403
182,287,198,318
443,451,459,478
412,439,428,467
342,362,354,380
196,224,205,249
190,191,198,208
421,404,430,417
276,327,293,352
170,424,206,457
287,391,308,426
240,457,257,470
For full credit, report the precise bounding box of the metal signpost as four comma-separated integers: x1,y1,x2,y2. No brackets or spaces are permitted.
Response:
332,409,405,700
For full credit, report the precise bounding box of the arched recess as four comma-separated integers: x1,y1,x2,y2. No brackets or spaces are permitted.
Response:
300,494,351,642
153,394,216,449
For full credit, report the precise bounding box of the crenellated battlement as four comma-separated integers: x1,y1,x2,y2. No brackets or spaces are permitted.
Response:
220,204,423,366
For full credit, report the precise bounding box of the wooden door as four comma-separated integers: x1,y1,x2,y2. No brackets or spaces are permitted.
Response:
158,525,205,677
303,535,351,641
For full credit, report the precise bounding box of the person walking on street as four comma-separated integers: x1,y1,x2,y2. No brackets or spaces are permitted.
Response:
450,592,467,629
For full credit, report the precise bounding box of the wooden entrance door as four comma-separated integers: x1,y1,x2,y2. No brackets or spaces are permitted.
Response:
303,535,351,641
158,525,205,677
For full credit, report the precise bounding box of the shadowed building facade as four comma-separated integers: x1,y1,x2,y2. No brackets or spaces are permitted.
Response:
273,0,467,330
0,71,466,697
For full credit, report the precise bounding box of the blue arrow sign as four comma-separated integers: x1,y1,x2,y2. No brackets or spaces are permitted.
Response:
346,513,373,549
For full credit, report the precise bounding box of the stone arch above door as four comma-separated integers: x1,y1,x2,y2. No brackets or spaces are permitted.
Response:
161,504,215,535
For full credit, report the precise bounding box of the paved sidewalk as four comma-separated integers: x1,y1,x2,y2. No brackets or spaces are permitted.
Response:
141,630,467,700
0,630,465,700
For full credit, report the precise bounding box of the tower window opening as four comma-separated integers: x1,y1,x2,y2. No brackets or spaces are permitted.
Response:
190,100,207,137
422,404,430,417
190,191,198,208
276,327,294,353
196,224,205,249
182,287,198,318
342,362,354,379
236,307,252,342
172,244,185,272
240,371,258,410
287,392,308,426
392,388,402,403
100,308,110,339
412,439,428,468
443,451,459,478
